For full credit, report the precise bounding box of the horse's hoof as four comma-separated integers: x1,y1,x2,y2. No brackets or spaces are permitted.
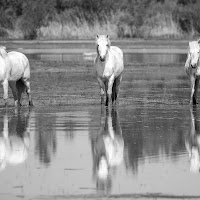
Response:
193,101,198,105
190,102,198,106
14,100,21,107
105,99,108,106
29,101,33,106
4,101,8,107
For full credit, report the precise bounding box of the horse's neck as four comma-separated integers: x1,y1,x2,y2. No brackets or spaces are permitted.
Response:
196,65,200,76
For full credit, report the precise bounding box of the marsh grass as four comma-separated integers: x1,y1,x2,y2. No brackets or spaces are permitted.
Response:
6,19,24,39
37,20,118,39
1,0,200,39
141,13,183,38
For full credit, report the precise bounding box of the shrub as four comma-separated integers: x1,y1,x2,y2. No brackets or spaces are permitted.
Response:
37,12,118,39
20,0,57,39
0,0,200,39
140,0,183,38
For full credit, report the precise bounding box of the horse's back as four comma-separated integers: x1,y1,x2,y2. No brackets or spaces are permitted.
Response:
110,46,123,60
110,46,124,76
8,51,29,67
7,51,30,81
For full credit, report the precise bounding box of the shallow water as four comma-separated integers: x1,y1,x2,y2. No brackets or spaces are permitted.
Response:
0,47,200,199
28,52,187,65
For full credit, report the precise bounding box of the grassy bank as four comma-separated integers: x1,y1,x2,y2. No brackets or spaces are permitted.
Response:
4,11,186,40
1,0,200,40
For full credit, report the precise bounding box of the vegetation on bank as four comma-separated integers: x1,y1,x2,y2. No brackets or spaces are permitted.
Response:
0,0,200,40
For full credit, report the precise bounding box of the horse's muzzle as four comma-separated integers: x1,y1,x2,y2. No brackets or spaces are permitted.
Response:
99,56,105,62
191,64,197,68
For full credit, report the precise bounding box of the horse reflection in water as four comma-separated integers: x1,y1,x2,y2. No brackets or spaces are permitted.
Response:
0,109,32,170
185,106,200,173
91,107,124,193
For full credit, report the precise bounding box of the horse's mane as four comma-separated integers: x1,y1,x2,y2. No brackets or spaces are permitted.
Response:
96,35,111,46
189,41,200,51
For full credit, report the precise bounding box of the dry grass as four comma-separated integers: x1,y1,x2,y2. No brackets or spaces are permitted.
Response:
3,18,25,39
141,13,183,39
37,20,118,39
1,3,198,40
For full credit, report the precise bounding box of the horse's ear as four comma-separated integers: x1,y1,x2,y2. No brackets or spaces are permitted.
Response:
96,35,99,39
106,35,109,38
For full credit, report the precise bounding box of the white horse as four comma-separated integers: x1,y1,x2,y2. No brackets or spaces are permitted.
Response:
94,35,124,106
0,46,33,106
185,40,200,105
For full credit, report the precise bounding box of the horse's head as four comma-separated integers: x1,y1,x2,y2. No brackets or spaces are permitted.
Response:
189,40,200,68
96,35,111,62
0,46,7,59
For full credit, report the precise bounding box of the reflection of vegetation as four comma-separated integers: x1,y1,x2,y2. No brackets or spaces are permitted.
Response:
34,115,57,166
1,0,200,39
120,64,189,172
122,105,186,173
64,120,75,140
34,111,90,166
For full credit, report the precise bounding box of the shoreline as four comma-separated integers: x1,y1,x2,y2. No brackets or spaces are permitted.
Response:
0,39,189,54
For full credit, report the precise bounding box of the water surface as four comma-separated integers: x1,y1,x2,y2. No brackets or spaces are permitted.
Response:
28,52,187,65
0,45,199,199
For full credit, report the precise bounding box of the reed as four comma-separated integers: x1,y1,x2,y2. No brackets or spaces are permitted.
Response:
141,13,183,39
1,0,200,39
37,17,118,39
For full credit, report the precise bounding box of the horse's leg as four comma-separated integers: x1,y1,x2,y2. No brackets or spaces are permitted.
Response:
106,74,114,106
112,78,116,103
105,80,109,106
194,78,200,104
97,77,105,104
114,74,122,104
190,76,196,105
22,78,33,106
8,81,18,106
16,79,26,106
2,79,8,106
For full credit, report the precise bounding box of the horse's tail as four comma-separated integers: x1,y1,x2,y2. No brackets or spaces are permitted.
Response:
16,78,26,93
22,56,31,80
